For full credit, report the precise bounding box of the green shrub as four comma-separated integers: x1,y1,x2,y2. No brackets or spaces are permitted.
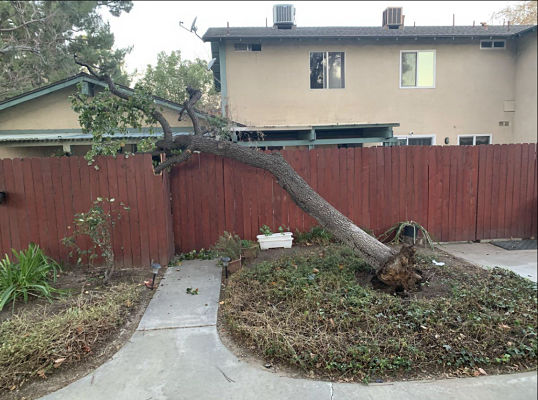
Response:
213,232,242,260
294,226,334,245
0,244,61,312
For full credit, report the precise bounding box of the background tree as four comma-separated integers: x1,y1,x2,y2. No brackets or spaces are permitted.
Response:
138,50,219,113
0,1,132,101
491,1,537,24
73,59,422,291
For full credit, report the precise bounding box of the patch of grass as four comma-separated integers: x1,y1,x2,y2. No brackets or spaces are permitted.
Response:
222,245,537,382
0,283,141,391
0,244,62,312
294,226,335,245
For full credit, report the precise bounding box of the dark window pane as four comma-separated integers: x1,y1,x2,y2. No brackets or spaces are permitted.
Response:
310,52,325,89
493,41,505,48
408,137,433,146
401,52,417,87
475,136,491,145
328,52,344,88
459,136,474,145
481,41,492,48
398,138,408,146
251,44,262,51
234,43,248,51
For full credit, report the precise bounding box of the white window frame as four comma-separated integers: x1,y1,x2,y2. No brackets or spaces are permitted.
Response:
234,43,262,52
309,51,346,90
480,40,506,50
457,134,493,145
395,134,436,145
399,49,436,89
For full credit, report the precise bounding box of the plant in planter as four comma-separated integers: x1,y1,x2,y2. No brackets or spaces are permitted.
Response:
257,225,294,250
213,232,242,273
240,239,259,260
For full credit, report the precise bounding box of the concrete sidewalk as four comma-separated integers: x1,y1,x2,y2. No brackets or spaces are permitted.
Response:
42,260,537,400
441,242,537,282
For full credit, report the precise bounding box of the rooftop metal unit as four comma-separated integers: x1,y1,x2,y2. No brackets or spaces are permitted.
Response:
273,4,295,29
383,7,404,29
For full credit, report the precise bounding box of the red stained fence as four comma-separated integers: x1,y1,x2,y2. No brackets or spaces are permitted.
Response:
0,144,536,267
0,154,174,267
169,144,537,251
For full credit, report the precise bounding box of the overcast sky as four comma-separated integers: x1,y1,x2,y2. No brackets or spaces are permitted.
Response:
104,1,516,78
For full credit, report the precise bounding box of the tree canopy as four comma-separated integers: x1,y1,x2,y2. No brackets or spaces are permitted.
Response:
492,1,537,25
138,50,219,113
0,1,133,101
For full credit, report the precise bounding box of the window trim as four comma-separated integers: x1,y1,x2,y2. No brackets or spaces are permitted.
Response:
457,134,493,145
480,39,506,50
309,50,346,90
395,134,436,145
399,49,436,89
234,43,262,52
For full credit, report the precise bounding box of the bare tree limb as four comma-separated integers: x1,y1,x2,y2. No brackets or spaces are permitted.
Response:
0,45,40,55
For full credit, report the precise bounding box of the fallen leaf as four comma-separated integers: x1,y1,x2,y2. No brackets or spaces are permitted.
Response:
219,301,225,305
37,370,46,379
312,268,319,273
329,318,335,327
10,385,16,391
54,358,66,368
478,368,487,375
499,324,511,330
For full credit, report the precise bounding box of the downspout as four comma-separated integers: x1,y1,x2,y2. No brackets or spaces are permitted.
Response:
218,41,228,118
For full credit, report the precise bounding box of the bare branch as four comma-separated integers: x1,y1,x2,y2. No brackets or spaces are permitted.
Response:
154,149,194,174
0,45,40,55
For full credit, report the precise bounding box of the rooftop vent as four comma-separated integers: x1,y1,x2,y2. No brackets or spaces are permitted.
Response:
383,7,404,29
273,4,295,29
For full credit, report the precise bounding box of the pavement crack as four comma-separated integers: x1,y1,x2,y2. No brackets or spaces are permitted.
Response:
137,323,216,332
216,366,235,383
330,382,334,400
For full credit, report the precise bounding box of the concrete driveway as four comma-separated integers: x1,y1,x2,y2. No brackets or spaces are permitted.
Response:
441,242,537,282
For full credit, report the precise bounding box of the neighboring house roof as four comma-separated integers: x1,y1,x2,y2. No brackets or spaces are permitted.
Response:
203,25,537,41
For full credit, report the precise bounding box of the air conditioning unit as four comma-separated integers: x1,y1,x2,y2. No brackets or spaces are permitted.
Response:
383,7,404,29
273,4,295,29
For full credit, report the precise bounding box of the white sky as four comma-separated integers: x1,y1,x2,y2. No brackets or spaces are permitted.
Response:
104,1,517,77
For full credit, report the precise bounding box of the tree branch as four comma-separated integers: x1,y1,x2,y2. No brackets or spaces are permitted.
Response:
0,45,40,55
74,56,176,146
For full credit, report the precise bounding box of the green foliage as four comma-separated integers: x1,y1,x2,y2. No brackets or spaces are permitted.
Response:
0,1,133,101
213,232,242,260
294,226,334,245
0,283,140,391
259,225,290,236
223,245,537,382
240,239,257,248
138,50,219,113
0,244,61,312
175,248,216,262
62,197,129,282
71,84,158,164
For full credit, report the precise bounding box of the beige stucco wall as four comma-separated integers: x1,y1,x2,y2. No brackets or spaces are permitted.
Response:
513,32,537,143
0,146,62,158
224,37,531,145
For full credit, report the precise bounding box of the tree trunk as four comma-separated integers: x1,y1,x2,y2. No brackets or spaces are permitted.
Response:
158,135,422,290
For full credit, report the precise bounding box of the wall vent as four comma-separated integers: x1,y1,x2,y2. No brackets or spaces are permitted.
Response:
383,7,404,29
273,4,295,29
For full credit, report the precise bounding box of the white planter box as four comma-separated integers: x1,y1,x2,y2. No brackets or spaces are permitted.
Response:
257,232,293,250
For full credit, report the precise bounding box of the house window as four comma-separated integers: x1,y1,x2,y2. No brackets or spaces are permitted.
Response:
395,135,435,145
480,40,505,50
400,50,435,88
234,43,262,52
310,52,345,89
458,135,492,145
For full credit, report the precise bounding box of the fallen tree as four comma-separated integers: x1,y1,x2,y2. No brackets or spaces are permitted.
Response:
74,58,422,290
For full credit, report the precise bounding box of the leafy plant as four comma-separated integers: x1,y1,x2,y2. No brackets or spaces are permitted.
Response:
175,248,216,261
378,221,435,249
213,232,242,260
259,225,273,236
62,197,129,283
240,239,257,248
294,226,334,245
0,244,61,312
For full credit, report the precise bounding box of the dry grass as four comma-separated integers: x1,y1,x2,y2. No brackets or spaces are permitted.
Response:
222,245,537,383
0,283,142,391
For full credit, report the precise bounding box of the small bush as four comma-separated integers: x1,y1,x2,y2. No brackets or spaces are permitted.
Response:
175,248,217,261
213,232,242,260
0,244,61,312
294,226,334,245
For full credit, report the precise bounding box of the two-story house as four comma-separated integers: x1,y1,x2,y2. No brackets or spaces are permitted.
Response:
203,5,537,148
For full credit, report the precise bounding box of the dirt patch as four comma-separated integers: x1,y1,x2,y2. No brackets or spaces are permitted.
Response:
1,265,158,400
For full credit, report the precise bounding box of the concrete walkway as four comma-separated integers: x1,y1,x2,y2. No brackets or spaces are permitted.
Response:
42,260,537,400
441,242,537,282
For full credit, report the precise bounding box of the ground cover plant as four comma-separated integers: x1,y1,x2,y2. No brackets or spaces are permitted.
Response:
222,244,537,382
0,244,61,312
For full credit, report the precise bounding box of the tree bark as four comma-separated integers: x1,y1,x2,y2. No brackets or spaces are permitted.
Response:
157,135,422,290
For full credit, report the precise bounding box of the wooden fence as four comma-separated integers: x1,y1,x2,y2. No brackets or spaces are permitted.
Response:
169,144,537,251
0,154,174,267
0,144,536,267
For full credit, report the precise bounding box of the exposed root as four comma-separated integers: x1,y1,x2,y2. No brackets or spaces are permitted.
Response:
376,246,422,291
